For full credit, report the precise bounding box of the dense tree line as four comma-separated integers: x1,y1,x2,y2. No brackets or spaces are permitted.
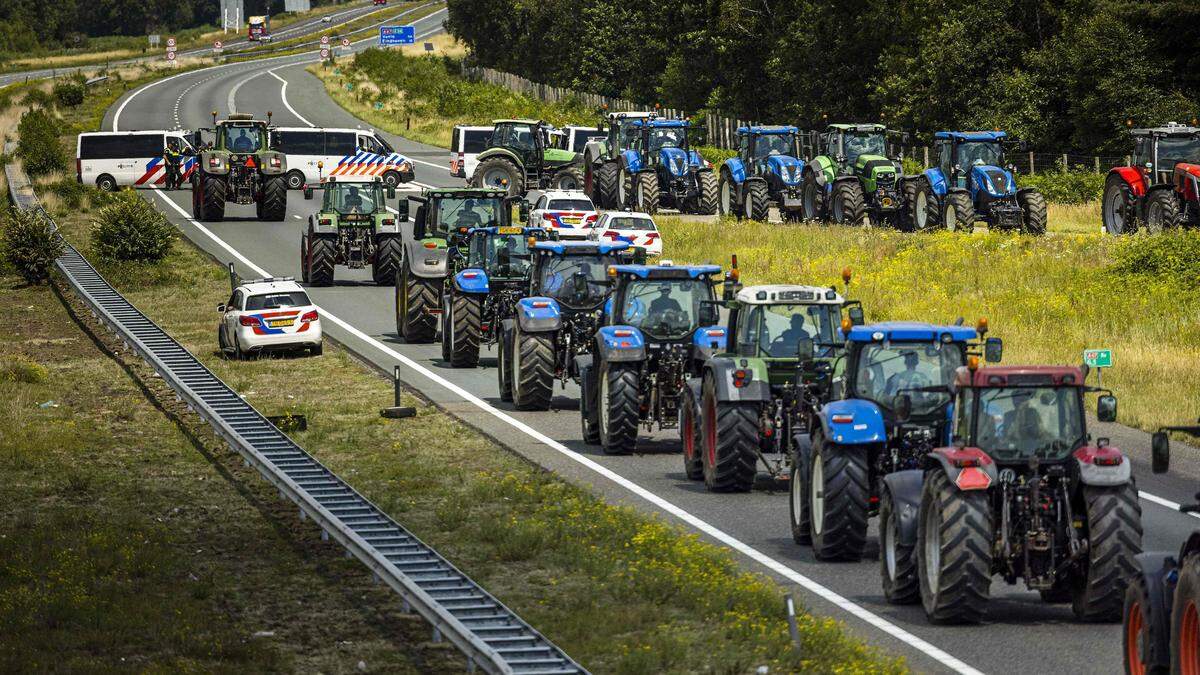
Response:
446,0,1200,153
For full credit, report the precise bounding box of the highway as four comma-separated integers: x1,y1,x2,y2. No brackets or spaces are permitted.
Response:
101,11,1200,672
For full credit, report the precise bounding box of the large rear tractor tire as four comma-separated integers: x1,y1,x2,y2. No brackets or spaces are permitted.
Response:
635,171,660,215
1018,189,1048,236
599,362,639,455
901,178,932,232
1103,173,1140,235
808,432,869,560
917,470,993,623
1145,188,1182,234
830,181,867,226
1172,554,1200,675
551,165,585,192
1125,571,1168,675
697,170,719,215
789,455,812,544
880,487,920,604
618,168,634,210
512,328,554,411
942,190,975,232
397,262,439,343
579,364,600,444
200,175,226,222
473,157,524,197
744,180,770,222
372,235,402,285
719,174,739,218
802,172,826,222
700,375,758,493
1072,482,1143,622
443,290,482,368
594,161,619,209
300,234,311,283
680,386,703,480
260,175,288,221
307,236,337,287
496,328,514,403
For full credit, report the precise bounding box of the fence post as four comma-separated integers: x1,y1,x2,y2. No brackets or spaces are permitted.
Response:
1062,153,1069,169
923,146,929,168
1029,152,1035,175
1094,156,1100,172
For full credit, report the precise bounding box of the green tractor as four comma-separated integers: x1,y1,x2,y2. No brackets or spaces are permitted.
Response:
190,111,288,222
800,123,913,229
470,119,585,197
299,177,400,287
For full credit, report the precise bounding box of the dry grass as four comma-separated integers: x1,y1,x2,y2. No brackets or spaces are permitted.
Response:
1047,201,1101,234
396,33,466,58
8,49,138,69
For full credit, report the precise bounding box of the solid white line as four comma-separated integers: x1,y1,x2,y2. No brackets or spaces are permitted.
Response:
266,68,314,127
227,70,267,114
150,188,986,675
1140,490,1200,518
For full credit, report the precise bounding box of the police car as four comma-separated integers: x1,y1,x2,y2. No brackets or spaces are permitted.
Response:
526,190,598,239
587,211,662,256
218,277,323,359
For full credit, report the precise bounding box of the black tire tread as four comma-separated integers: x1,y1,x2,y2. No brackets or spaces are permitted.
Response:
1018,189,1048,236
1073,482,1143,622
448,292,482,368
918,470,993,623
810,438,869,561
595,161,619,209
513,330,554,410
261,175,287,221
832,181,866,226
702,378,758,492
372,235,402,286
636,172,660,215
680,386,703,480
600,364,639,455
880,488,920,604
745,181,770,222
697,170,719,215
308,236,336,287
944,190,975,232
202,174,226,222
403,272,439,343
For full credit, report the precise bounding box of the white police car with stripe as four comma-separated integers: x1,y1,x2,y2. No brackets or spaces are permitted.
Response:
271,127,414,189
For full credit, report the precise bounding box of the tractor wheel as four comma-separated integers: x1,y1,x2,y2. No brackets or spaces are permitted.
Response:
900,178,929,232
1073,482,1143,622
1103,173,1141,235
808,432,869,560
1126,569,1169,675
300,234,311,284
594,161,619,209
1172,554,1200,674
635,172,660,215
719,174,739,219
372,235,403,285
382,170,403,188
743,181,770,222
473,157,523,197
802,172,826,221
912,178,938,230
1145,189,1182,233
680,385,703,480
917,470,992,623
285,169,305,190
830,181,867,226
307,236,336,287
397,261,439,343
788,455,812,544
579,364,600,444
697,170,719,215
598,362,639,455
496,328,514,402
261,175,288,222
1018,189,1048,236
880,487,920,604
443,290,482,368
942,191,975,232
551,166,585,192
700,375,758,492
201,175,226,222
512,327,554,411
618,168,634,209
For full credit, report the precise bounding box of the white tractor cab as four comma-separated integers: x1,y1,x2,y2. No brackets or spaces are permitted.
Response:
77,130,199,191
271,126,414,190
450,125,494,180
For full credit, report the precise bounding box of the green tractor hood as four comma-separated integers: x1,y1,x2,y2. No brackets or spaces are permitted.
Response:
543,148,581,168
854,154,899,192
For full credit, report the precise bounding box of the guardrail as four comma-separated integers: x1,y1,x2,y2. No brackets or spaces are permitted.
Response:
4,163,586,675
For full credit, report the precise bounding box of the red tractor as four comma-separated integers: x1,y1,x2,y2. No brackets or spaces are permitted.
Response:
1103,122,1200,235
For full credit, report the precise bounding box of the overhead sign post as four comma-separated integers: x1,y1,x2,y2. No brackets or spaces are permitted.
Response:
1084,348,1113,386
379,25,415,47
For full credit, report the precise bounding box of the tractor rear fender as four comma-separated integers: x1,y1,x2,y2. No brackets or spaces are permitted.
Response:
704,358,771,403
474,146,523,166
453,268,490,294
882,469,925,549
515,296,562,332
402,240,449,279
817,399,885,445
583,140,609,166
1109,166,1148,197
199,152,231,176
831,175,861,193
922,167,948,197
621,149,644,174
925,446,998,491
595,325,645,363
724,158,747,184
1133,551,1177,670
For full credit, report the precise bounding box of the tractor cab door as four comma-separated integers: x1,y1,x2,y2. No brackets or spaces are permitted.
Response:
935,140,961,188
738,133,753,169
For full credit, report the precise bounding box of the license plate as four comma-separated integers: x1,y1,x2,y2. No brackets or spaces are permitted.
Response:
561,217,581,225
268,319,294,328
497,226,523,234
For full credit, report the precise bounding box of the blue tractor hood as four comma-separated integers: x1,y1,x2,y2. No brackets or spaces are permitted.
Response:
660,147,691,177
766,155,804,186
970,164,1017,198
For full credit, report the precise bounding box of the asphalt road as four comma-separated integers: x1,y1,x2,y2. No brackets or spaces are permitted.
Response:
100,16,1200,673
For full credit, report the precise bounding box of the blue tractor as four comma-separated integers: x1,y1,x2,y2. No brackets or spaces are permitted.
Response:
440,225,544,368
618,118,719,216
718,126,806,221
497,239,632,411
914,131,1047,234
788,320,1003,561
580,263,729,454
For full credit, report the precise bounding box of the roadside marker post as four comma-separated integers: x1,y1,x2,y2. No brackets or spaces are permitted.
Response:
380,365,417,419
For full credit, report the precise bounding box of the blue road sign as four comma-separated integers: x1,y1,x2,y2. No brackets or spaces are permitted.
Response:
379,25,415,46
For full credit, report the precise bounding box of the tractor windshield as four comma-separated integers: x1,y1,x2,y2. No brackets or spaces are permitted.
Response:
852,341,963,415
1156,136,1200,170
643,127,687,152
437,198,504,231
468,233,531,280
955,141,1003,169
539,254,610,308
971,386,1085,461
220,124,266,153
742,303,839,358
843,131,887,164
492,124,535,152
324,182,383,214
620,278,713,340
753,133,796,160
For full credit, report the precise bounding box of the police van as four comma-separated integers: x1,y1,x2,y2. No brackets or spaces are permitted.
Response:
270,127,414,189
77,131,199,191
449,125,494,180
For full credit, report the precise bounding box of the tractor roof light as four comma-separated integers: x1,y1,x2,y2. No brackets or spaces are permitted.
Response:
841,317,852,333
527,236,537,247
976,317,989,336
968,355,980,371
607,266,617,277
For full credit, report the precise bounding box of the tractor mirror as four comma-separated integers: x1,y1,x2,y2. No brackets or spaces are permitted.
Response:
518,201,531,222
303,187,313,200
847,305,865,326
1152,431,1170,474
894,394,913,423
1097,395,1118,423
796,338,815,362
698,302,720,327
984,337,1003,363
397,199,410,221
387,186,396,200
413,205,427,239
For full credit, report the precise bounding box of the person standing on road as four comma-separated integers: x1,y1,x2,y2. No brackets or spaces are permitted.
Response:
164,139,183,190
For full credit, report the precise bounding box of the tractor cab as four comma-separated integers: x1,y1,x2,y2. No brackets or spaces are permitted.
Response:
1103,123,1200,234
819,123,894,174
724,284,844,376
625,118,703,173
473,120,584,195
605,263,723,344
738,125,803,183
1130,122,1200,186
932,131,1010,191
487,119,548,175
407,188,513,241
920,130,1044,233
600,111,658,156
317,177,394,220
457,225,542,284
530,240,630,312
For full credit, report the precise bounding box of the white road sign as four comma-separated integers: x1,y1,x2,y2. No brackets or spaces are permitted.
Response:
320,47,330,59
341,37,350,47
167,37,176,47
214,40,223,49
320,35,330,45
166,51,177,61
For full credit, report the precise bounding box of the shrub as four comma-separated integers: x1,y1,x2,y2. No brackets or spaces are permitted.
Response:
91,190,174,262
1,207,63,284
1021,169,1105,205
1,356,48,384
697,145,735,168
21,88,53,109
46,178,94,210
1109,230,1200,285
52,81,85,108
16,108,68,177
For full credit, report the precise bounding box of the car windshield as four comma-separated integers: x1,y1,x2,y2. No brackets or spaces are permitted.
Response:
245,291,310,310
606,216,655,231
538,254,610,308
853,341,963,415
221,124,265,153
1157,137,1200,170
955,141,1003,168
325,183,382,214
974,387,1084,460
469,233,531,279
753,133,796,160
843,131,887,164
547,199,593,211
438,198,503,231
620,277,713,339
746,304,839,358
646,127,686,152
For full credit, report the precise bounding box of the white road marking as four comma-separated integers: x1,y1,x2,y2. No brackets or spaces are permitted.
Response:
151,188,986,675
266,68,314,127
227,70,268,115
293,214,302,219
1140,490,1200,518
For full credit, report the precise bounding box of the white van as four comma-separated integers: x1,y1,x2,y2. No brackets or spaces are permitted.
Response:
77,131,198,191
562,125,603,153
449,125,494,180
270,127,414,189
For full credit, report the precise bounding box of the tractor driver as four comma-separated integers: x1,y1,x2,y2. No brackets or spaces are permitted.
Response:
454,199,485,229
343,185,363,210
647,283,686,329
775,314,811,353
885,351,931,398
232,128,256,152
999,390,1053,453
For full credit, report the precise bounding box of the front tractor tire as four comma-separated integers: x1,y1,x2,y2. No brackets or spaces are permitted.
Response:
1018,189,1048,236
1144,188,1182,234
699,375,758,493
789,456,812,544
942,190,975,232
598,362,639,455
880,488,919,604
1171,555,1200,675
917,470,993,624
1125,570,1168,675
808,432,869,560
830,181,867,226
396,261,439,343
195,174,226,222
594,161,619,209
512,327,554,411
680,386,703,480
1072,483,1143,622
307,235,337,287
496,328,514,402
372,235,403,285
635,171,660,215
901,178,933,232
472,157,524,197
443,291,482,368
260,175,288,222
697,170,719,215
719,174,739,218
801,172,826,222
743,180,769,222
551,166,585,192
1103,173,1140,235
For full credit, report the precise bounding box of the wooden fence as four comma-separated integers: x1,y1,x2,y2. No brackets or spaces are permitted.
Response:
460,64,683,121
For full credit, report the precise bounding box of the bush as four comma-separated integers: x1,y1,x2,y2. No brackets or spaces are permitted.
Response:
16,108,68,177
1,356,48,384
90,190,174,262
21,88,53,109
1021,169,1105,205
697,145,735,168
46,178,94,210
1,207,64,284
1109,230,1200,285
52,81,85,108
